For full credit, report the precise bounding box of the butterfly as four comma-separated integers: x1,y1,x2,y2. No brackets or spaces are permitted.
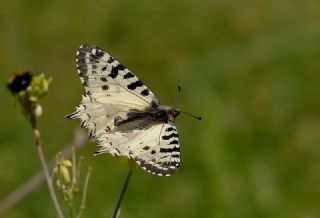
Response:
67,45,183,176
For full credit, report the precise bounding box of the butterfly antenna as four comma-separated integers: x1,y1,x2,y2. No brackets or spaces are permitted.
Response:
175,86,202,120
180,110,202,120
175,85,181,107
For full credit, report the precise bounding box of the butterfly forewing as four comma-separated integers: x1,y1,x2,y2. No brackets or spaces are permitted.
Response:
67,45,181,176
76,45,158,105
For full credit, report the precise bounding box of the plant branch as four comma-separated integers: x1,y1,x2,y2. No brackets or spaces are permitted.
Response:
112,168,133,218
32,127,64,218
77,167,92,218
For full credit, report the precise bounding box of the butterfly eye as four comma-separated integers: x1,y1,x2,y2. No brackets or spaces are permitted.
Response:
172,110,180,118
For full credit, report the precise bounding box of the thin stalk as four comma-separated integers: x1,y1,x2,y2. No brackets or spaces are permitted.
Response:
72,147,77,184
77,167,92,218
33,127,64,218
112,168,133,218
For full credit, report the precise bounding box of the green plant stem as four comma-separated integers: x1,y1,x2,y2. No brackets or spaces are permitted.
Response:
32,127,64,218
112,168,133,218
72,147,77,184
77,167,92,218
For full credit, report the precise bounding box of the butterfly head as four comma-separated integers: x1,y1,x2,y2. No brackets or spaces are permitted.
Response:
157,105,181,122
168,108,181,118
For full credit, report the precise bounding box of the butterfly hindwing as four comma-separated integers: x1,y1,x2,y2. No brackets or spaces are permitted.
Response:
92,123,180,176
129,123,180,176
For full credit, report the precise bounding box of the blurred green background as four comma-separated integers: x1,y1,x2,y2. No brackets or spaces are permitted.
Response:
1,0,320,217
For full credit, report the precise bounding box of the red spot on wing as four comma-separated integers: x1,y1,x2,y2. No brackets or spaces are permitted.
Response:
105,125,112,133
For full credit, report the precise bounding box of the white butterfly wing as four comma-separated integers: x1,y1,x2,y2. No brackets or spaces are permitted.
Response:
76,44,158,105
129,123,180,176
94,122,180,176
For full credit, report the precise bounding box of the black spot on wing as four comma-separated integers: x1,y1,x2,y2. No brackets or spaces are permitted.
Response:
127,80,143,90
143,146,150,150
109,64,125,79
166,127,175,132
102,85,109,90
123,72,134,79
160,146,180,153
100,77,107,82
107,56,115,63
109,67,118,78
140,89,149,96
169,140,179,145
162,133,178,140
95,49,104,58
89,54,96,62
89,54,101,64
83,80,89,87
